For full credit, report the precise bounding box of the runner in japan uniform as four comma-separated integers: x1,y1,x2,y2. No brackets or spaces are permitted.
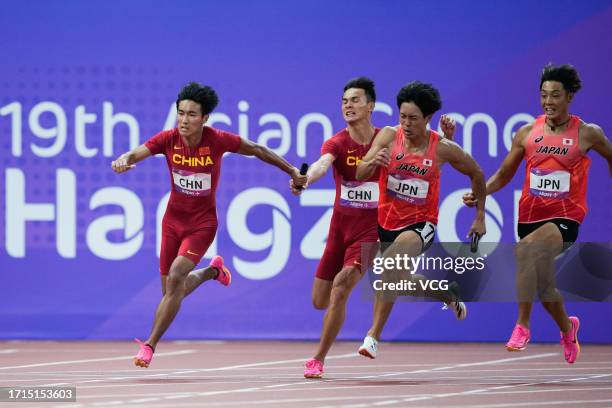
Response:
517,115,588,245
145,127,241,275
355,81,486,361
462,64,612,364
377,127,440,252
316,129,380,281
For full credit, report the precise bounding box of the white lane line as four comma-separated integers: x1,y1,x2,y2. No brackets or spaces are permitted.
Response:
10,361,612,375
193,352,356,372
5,367,612,384
47,397,612,408
323,373,612,408
397,366,612,373
66,352,558,406
48,354,357,405
39,387,612,408
473,386,612,396
35,352,357,388
0,350,197,370
353,353,558,380
0,349,19,354
441,400,612,408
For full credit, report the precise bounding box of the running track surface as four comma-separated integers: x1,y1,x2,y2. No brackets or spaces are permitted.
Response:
1,341,611,408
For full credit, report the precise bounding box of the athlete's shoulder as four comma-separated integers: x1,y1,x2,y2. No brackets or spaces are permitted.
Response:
437,135,461,149
376,126,397,144
204,126,231,137
206,126,242,143
512,122,535,147
436,136,464,161
517,121,535,134
579,120,607,145
148,128,177,143
579,120,604,135
330,128,350,140
319,130,344,154
159,128,179,137
381,125,398,133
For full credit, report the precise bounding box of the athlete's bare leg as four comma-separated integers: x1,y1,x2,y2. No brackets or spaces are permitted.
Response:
146,256,195,349
367,297,395,341
313,266,362,362
514,222,571,332
184,266,218,296
312,278,333,310
161,266,217,297
516,302,533,329
368,231,426,340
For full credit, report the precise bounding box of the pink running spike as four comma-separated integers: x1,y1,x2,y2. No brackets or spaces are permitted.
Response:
210,256,232,286
560,316,580,364
133,338,154,368
506,324,531,352
304,358,324,379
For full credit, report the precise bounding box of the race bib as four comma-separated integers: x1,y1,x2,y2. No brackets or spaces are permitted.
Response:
529,168,570,199
340,180,378,209
386,174,429,205
172,169,212,197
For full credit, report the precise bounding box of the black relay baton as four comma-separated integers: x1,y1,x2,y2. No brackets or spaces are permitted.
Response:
470,232,481,253
295,163,309,190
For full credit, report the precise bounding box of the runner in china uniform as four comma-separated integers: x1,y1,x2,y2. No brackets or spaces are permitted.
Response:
464,64,612,364
112,82,307,368
297,78,457,378
356,81,486,359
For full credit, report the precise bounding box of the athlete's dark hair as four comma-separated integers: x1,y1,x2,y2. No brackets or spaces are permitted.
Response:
343,77,376,103
396,81,442,117
540,64,582,94
176,82,219,115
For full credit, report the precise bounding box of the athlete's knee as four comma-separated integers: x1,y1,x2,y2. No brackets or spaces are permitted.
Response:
166,269,188,295
516,238,536,255
330,268,360,304
515,239,543,267
312,296,329,310
312,278,332,309
330,284,350,306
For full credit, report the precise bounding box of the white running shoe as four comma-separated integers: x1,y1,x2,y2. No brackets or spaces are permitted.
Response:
443,281,467,320
358,336,378,359
442,301,467,320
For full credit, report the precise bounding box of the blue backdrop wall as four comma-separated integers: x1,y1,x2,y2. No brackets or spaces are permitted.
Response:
1,0,611,342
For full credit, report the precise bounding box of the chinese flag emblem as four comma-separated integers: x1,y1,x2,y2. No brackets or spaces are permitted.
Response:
199,146,211,155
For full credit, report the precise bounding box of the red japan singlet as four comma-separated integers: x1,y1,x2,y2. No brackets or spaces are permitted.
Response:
378,128,441,229
519,115,590,224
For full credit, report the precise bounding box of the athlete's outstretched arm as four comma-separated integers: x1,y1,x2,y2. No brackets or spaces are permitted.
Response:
237,138,308,187
111,145,152,173
307,153,336,184
355,126,395,180
584,123,612,176
439,139,487,236
485,125,529,194
463,124,529,207
289,153,336,195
